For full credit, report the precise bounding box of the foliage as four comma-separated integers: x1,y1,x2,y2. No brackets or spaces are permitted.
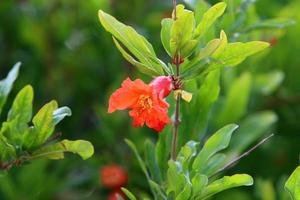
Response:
0,62,94,170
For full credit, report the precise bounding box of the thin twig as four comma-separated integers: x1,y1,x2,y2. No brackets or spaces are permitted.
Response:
209,134,274,178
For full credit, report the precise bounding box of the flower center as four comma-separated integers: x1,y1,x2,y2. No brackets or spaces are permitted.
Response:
138,95,153,110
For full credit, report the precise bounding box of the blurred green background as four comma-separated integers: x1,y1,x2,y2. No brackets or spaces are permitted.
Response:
0,0,299,199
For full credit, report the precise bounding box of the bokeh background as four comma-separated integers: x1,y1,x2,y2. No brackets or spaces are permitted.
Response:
0,0,299,199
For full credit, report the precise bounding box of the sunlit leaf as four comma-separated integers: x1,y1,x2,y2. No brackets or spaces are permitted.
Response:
192,124,238,173
194,2,227,40
30,139,94,160
285,166,300,200
98,10,165,75
199,174,253,199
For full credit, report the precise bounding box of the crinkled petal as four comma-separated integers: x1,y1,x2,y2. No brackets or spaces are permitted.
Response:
108,78,150,113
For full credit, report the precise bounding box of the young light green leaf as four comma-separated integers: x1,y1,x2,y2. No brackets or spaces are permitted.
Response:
53,106,72,125
194,2,227,40
208,41,269,72
170,4,195,56
7,85,33,124
121,188,137,200
0,62,21,114
98,10,164,75
285,166,300,200
199,174,253,199
161,18,174,56
30,139,94,160
25,100,58,148
216,72,252,127
192,124,238,172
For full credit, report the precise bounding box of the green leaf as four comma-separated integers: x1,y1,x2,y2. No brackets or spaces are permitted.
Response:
197,30,227,60
229,111,277,154
98,10,164,75
202,153,227,176
191,173,208,197
24,100,58,148
208,41,269,72
113,37,164,76
53,106,72,125
216,72,252,126
170,4,195,56
161,18,174,56
243,18,296,32
192,70,220,136
194,2,227,40
0,136,16,162
167,160,183,194
30,139,94,160
176,140,198,171
144,140,162,184
7,85,33,124
121,188,137,200
0,62,21,114
285,166,300,200
192,124,238,173
254,71,284,95
199,174,253,199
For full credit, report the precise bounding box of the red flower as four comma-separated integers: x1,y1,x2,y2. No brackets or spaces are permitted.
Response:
100,165,128,189
108,189,126,200
108,76,172,132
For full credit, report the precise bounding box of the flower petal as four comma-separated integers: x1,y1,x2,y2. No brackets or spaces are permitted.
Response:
108,78,150,113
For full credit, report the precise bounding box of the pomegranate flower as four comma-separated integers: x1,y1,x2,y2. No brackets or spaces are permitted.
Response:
108,76,172,132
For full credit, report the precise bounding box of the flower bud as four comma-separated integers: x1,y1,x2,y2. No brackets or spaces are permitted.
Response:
150,76,173,98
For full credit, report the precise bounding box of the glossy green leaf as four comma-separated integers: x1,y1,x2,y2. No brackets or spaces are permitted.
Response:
7,85,33,124
98,10,164,75
0,62,21,114
192,124,238,172
199,174,253,199
194,2,227,40
216,72,252,126
52,106,72,125
30,139,94,160
285,166,300,200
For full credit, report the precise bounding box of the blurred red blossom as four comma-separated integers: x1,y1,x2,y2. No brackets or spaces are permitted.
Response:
108,76,172,132
108,189,126,200
100,165,128,189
